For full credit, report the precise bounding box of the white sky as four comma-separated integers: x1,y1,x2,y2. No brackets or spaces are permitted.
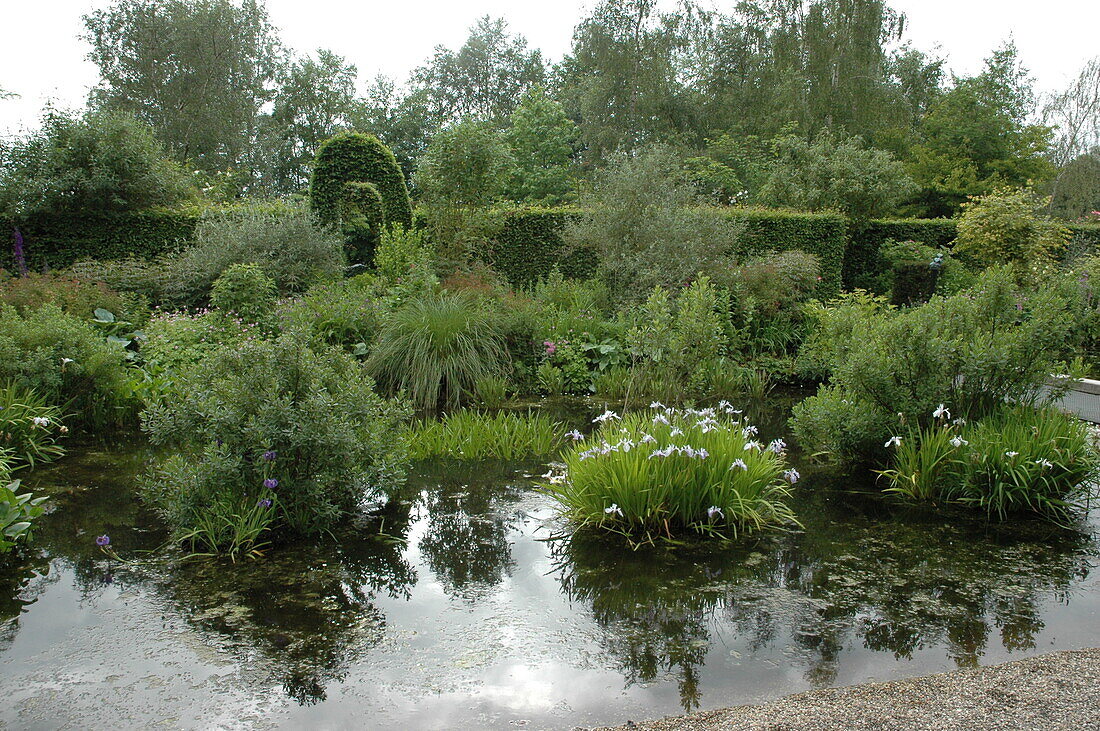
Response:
1,0,1098,136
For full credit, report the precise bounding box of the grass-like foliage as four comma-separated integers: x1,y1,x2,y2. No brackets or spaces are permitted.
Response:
0,383,66,471
367,292,506,410
880,405,1099,523
408,410,564,460
544,404,799,541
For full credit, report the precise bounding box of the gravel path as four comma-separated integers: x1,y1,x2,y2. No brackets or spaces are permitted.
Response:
596,648,1100,730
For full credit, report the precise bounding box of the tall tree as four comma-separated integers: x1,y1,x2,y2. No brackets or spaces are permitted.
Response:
409,16,545,127
83,0,282,172
908,42,1053,216
505,87,578,204
1043,57,1100,218
255,49,361,194
557,0,699,164
353,75,435,186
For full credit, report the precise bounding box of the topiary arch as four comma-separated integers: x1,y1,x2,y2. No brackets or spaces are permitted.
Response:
309,132,412,231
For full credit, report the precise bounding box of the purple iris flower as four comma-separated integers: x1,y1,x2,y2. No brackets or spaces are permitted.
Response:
262,450,277,462
258,498,273,508
263,478,278,489
95,535,110,547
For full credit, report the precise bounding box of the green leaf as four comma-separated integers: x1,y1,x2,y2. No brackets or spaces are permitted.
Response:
93,308,116,323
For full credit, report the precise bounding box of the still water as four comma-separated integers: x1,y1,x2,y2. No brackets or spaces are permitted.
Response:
1,398,1098,729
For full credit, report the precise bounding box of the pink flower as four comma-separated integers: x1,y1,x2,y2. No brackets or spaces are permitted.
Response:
544,340,557,355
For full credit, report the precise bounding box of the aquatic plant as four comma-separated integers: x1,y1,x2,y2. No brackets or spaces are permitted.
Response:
408,410,564,461
0,480,47,555
879,404,1099,522
0,383,66,470
544,404,799,540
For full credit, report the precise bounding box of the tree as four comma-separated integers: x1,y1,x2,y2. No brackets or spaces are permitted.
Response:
756,129,915,219
353,75,435,186
908,43,1054,217
696,0,911,145
254,49,361,195
414,121,514,259
415,122,514,210
409,16,545,127
557,0,697,164
505,87,578,204
83,0,282,172
1043,57,1100,218
0,109,192,219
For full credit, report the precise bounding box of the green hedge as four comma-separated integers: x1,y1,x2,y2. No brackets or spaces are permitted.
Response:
4,210,199,272
846,219,1100,292
727,208,847,297
480,207,848,296
845,218,957,292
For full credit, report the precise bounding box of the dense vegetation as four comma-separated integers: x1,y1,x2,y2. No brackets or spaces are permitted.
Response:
1,0,1099,555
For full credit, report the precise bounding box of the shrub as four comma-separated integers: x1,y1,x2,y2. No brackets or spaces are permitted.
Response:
142,309,265,378
374,225,433,284
367,292,507,410
0,480,48,556
162,204,344,308
565,147,743,301
791,268,1075,465
310,132,412,231
141,333,410,549
543,405,798,541
0,271,142,323
68,257,171,307
954,187,1071,271
209,264,277,325
0,108,191,219
0,305,137,428
0,384,66,471
407,410,564,460
277,275,385,352
880,406,1099,523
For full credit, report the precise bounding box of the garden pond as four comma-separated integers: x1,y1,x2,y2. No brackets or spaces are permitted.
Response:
2,393,1099,729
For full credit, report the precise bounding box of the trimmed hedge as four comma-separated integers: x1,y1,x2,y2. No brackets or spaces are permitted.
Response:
479,206,848,296
4,210,199,271
727,208,847,297
846,219,1100,292
845,218,957,292
310,132,412,231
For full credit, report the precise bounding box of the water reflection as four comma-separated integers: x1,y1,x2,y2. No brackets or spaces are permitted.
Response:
551,483,1097,711
413,460,531,600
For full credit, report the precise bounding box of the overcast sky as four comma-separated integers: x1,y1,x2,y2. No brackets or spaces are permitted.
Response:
2,0,1097,135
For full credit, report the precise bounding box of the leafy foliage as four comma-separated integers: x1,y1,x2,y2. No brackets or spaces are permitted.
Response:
0,480,47,556
141,333,410,546
209,263,277,325
505,87,577,204
0,109,191,218
0,383,66,471
954,187,1070,271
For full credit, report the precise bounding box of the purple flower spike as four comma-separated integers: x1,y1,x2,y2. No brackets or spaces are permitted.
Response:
262,450,277,462
263,478,278,489
258,498,273,508
95,535,110,547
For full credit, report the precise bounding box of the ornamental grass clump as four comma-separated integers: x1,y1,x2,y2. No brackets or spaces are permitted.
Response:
543,404,799,540
367,291,507,410
879,404,1099,523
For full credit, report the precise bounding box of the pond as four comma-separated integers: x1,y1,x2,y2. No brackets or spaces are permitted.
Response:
2,394,1099,729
